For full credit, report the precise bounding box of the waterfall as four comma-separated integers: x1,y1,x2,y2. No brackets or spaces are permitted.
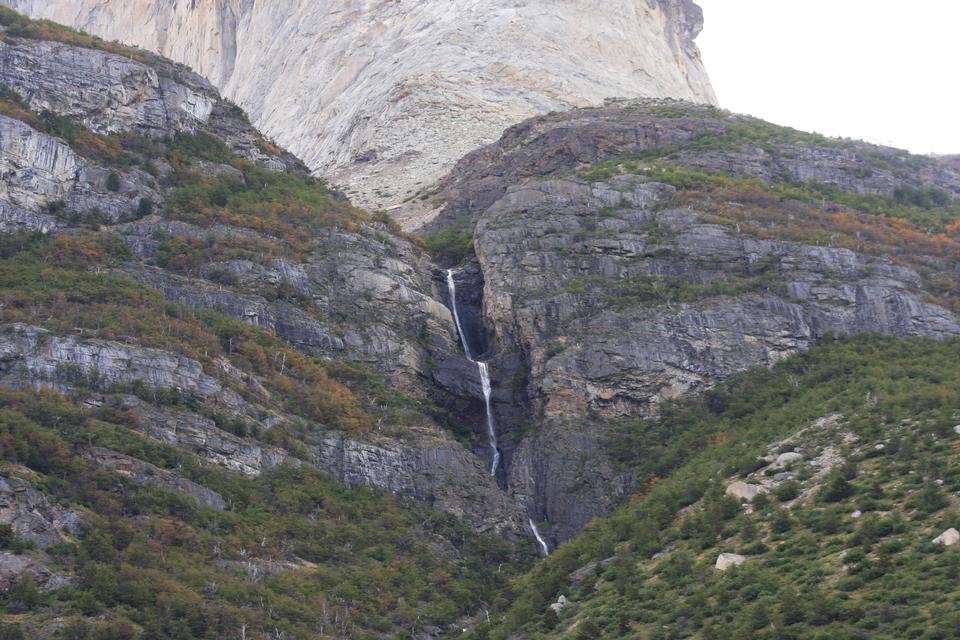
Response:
477,362,501,477
446,269,500,477
530,519,550,556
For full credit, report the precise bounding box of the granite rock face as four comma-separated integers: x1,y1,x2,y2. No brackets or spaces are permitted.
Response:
474,175,960,539
1,0,717,214
477,176,960,421
0,323,247,412
0,34,301,232
0,39,212,136
0,115,80,217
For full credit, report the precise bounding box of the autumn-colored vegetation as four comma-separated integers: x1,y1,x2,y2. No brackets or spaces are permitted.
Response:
0,387,519,639
0,7,148,63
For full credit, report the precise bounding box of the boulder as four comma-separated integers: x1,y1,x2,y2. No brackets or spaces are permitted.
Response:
715,553,747,571
932,528,960,546
549,595,569,614
774,452,804,468
725,481,768,502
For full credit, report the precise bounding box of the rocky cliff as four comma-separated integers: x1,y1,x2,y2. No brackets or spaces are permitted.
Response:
1,9,960,638
0,0,717,218
426,99,960,542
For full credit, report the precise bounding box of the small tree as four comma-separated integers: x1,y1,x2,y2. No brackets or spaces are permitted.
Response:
105,172,121,192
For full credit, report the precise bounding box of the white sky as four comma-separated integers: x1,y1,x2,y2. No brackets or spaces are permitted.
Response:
695,0,960,155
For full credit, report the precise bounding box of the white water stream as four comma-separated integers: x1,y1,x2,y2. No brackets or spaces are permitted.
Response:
446,270,500,477
529,519,550,556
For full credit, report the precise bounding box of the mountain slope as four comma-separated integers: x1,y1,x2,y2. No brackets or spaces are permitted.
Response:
470,336,960,639
0,12,531,638
425,99,960,544
1,8,960,640
0,0,716,217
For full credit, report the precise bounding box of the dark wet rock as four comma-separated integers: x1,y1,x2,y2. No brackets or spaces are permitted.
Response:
312,429,524,537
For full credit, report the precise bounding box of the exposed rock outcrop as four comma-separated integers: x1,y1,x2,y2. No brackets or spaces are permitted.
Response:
82,447,227,509
426,100,960,233
113,396,299,477
477,176,960,422
0,115,79,217
0,323,247,411
715,553,746,571
726,482,768,503
2,0,717,214
933,528,960,546
313,431,523,537
0,39,211,136
0,475,80,550
0,553,76,591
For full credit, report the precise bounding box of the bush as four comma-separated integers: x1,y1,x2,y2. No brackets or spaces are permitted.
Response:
423,227,473,266
774,481,801,502
105,172,121,192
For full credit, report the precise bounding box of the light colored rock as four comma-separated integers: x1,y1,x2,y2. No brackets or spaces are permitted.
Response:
954,425,960,435
0,323,245,410
0,39,211,136
933,528,960,546
2,0,717,214
725,481,768,502
851,510,862,519
0,114,80,220
715,553,747,571
774,452,804,468
549,595,569,614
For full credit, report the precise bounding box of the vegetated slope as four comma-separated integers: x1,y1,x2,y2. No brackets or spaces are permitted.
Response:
0,6,526,539
472,336,960,639
2,7,960,639
0,0,717,217
0,10,529,639
420,98,960,546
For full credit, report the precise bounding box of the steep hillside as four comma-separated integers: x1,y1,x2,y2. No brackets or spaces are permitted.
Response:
424,99,960,544
0,0,716,217
1,8,960,640
0,11,530,639
469,337,960,639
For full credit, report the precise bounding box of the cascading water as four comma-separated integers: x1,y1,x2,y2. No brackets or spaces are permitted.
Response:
477,362,501,477
446,270,500,477
447,269,548,555
529,519,550,556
